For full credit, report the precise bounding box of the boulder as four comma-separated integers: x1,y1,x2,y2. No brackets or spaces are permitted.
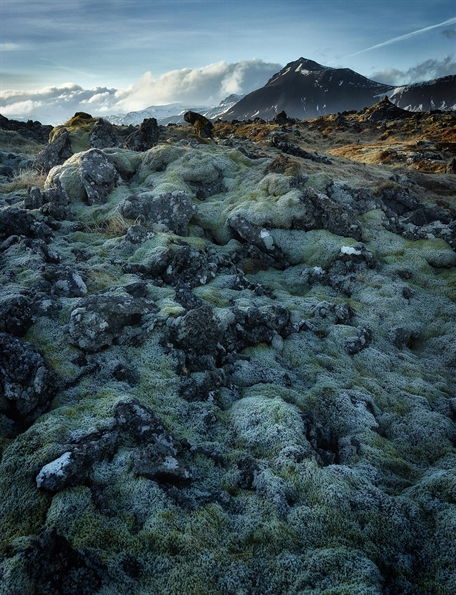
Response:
271,135,331,164
89,118,123,149
78,149,119,205
296,187,363,240
0,207,53,241
68,293,154,352
0,332,55,421
131,442,191,486
183,111,214,138
124,118,160,151
24,179,72,220
120,190,197,236
36,431,118,491
272,110,291,125
0,293,34,337
33,128,73,174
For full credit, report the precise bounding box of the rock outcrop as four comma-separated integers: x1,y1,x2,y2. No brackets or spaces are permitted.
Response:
184,111,214,138
124,118,160,151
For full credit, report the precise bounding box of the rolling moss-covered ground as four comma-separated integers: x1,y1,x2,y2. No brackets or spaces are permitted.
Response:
1,138,456,594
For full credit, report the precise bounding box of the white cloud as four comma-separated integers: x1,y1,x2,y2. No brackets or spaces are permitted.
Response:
0,59,281,124
372,55,456,85
0,43,24,51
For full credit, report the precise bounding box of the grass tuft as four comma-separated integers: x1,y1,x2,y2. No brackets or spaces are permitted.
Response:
0,168,46,193
82,207,136,237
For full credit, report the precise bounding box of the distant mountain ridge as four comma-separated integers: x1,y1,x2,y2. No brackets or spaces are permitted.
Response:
221,58,456,121
105,95,242,126
390,75,456,112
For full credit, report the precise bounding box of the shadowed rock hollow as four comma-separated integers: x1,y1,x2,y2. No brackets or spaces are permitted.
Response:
1,106,456,595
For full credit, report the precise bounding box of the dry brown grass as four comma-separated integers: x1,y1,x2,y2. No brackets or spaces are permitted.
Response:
0,130,44,154
83,208,135,237
0,168,46,193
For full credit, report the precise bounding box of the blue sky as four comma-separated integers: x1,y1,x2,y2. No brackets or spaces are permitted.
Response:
1,0,455,122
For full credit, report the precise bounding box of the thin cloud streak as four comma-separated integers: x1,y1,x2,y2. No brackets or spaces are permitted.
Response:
341,16,456,59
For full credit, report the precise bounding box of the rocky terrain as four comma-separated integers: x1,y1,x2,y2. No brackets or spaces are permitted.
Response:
0,102,456,594
223,58,456,121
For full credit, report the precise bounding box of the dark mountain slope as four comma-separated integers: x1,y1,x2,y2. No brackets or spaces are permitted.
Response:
390,75,456,112
223,58,394,120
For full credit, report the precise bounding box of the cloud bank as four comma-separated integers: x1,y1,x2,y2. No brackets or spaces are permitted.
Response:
372,55,456,86
0,59,282,124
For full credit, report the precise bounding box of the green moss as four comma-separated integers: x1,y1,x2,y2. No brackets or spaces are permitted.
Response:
288,229,357,267
230,395,306,457
157,298,186,317
25,316,79,379
193,285,230,307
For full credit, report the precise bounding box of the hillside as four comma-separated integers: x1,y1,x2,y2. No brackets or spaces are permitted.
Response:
390,74,456,112
0,103,456,594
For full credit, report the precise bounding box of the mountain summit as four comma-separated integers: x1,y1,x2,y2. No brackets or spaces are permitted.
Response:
223,57,394,120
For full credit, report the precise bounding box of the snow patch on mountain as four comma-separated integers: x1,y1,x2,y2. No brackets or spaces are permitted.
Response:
104,94,243,126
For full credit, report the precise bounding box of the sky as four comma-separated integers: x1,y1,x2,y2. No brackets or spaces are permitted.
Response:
1,0,455,124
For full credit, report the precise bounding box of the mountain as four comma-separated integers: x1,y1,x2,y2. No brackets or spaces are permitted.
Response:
390,75,456,112
203,94,243,119
105,95,242,126
222,58,394,121
105,103,208,126
221,58,456,122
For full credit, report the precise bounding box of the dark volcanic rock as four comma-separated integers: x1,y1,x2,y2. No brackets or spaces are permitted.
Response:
79,149,119,205
40,180,72,221
184,111,214,138
167,305,220,357
0,207,53,241
68,293,155,352
33,128,73,174
124,118,160,151
0,114,52,144
115,399,170,444
345,327,373,355
0,151,33,178
361,96,411,122
296,187,363,240
120,190,197,235
163,246,218,287
36,431,118,491
89,118,123,149
131,442,191,485
272,111,291,125
271,134,331,163
24,529,105,595
25,180,72,221
0,332,55,422
0,293,34,337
